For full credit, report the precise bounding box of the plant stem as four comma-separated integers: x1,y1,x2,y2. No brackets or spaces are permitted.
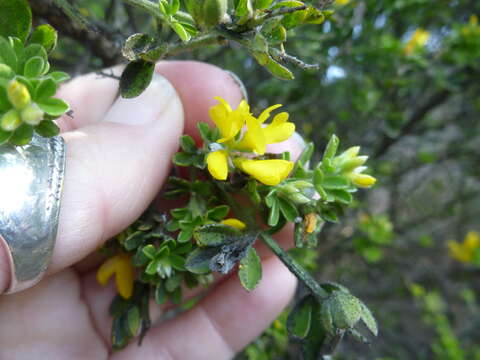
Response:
261,232,328,300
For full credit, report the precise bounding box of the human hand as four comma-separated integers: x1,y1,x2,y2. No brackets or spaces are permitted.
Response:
0,61,300,360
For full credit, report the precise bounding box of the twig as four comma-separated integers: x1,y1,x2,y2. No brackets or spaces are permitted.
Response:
373,89,451,158
262,5,307,20
271,48,321,70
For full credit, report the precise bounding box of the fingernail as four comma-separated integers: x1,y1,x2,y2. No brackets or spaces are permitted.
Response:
104,74,178,125
225,70,248,102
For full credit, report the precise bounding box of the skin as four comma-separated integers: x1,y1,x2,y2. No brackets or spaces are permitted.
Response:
0,61,300,360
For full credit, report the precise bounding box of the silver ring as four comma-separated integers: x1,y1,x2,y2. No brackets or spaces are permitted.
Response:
0,134,66,293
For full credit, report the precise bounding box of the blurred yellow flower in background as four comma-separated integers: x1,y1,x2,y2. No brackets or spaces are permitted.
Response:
404,28,430,55
448,231,480,264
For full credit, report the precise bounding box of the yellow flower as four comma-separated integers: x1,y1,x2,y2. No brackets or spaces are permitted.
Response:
97,253,135,299
221,218,247,230
206,150,229,180
404,29,430,55
461,15,480,37
209,97,250,143
448,231,480,264
236,158,294,186
236,115,267,154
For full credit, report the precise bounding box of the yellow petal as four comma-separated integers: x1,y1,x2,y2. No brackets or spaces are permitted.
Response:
97,254,134,299
236,116,267,154
238,159,294,186
221,218,246,230
258,104,282,123
207,150,229,180
404,29,430,55
263,112,295,144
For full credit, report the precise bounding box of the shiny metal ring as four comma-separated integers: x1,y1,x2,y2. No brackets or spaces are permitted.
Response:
0,134,66,293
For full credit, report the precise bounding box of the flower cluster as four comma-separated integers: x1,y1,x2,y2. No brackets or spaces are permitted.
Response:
206,97,296,186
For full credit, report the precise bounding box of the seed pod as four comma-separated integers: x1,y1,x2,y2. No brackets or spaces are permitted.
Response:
7,80,31,110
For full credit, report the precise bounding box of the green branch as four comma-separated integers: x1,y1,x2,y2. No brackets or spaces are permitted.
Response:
261,233,328,300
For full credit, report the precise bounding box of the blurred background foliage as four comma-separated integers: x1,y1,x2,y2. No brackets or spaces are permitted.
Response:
33,0,479,358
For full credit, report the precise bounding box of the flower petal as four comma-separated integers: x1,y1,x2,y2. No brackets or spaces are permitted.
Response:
238,159,294,186
207,150,229,180
97,253,134,299
209,97,249,143
263,112,295,144
258,104,282,123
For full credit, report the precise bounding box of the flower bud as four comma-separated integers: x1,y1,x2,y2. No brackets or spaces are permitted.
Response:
340,155,368,173
202,0,227,28
0,64,13,78
21,103,44,125
339,146,360,159
0,109,22,132
350,173,376,188
7,80,31,110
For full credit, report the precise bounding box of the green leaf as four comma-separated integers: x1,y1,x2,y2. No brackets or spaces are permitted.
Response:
178,228,193,243
253,0,273,10
301,300,327,360
35,78,57,101
37,97,69,117
111,315,129,350
23,56,45,77
123,232,144,251
0,63,14,79
169,254,186,271
0,128,12,145
173,152,194,166
238,247,262,291
145,259,160,275
323,134,339,161
155,284,168,305
35,120,59,138
122,33,156,61
206,205,230,221
170,0,180,14
197,122,211,141
330,189,353,204
179,134,197,153
120,60,155,98
322,176,350,190
165,274,182,292
48,71,70,83
30,24,58,52
171,22,191,42
142,244,157,259
0,36,17,71
236,0,253,18
0,0,32,43
265,56,294,80
185,247,218,274
9,123,33,145
0,85,11,112
267,198,280,226
359,301,378,336
287,295,314,340
20,44,48,74
126,307,140,336
278,197,299,222
194,223,241,246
